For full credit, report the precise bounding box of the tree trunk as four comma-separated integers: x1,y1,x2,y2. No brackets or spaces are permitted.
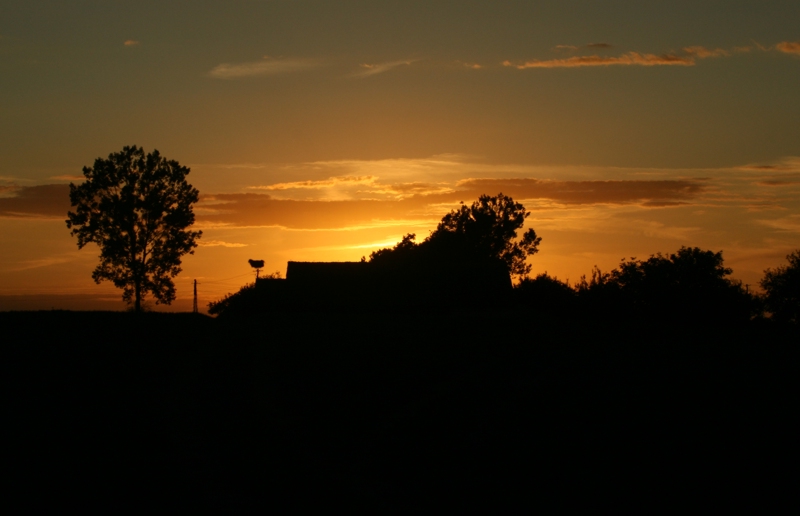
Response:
134,281,141,312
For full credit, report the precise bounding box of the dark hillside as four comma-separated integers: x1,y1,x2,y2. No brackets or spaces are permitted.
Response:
4,310,798,508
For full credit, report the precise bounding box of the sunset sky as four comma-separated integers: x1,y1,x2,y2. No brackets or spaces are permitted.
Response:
2,1,799,312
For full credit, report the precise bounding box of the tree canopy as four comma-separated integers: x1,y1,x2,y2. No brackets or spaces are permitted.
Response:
66,146,202,311
370,193,541,278
761,250,800,324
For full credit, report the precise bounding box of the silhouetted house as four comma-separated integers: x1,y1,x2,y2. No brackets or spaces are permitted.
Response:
286,261,370,286
251,258,512,312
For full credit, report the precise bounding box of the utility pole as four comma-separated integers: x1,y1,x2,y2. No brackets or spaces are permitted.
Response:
193,279,198,313
248,259,264,281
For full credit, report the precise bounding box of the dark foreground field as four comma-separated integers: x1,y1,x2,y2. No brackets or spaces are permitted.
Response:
4,309,798,509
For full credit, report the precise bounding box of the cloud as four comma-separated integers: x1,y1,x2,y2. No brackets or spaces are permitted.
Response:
683,46,729,58
740,163,800,172
510,44,744,70
196,178,707,230
0,184,70,218
124,40,139,47
364,182,454,198
197,194,431,230
640,200,691,207
743,165,783,171
739,158,800,188
758,215,800,233
9,255,75,272
354,59,416,78
197,240,248,248
755,177,800,187
453,60,482,69
453,178,705,205
244,171,703,207
555,43,612,51
50,175,84,181
742,202,786,212
504,52,694,69
776,41,800,55
209,57,319,79
250,175,377,191
629,220,700,241
247,173,456,201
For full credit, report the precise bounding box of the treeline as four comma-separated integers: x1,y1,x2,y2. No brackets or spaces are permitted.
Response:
516,246,799,325
210,245,799,326
209,193,799,325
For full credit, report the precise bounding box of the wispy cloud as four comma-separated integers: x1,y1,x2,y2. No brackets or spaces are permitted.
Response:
504,52,694,69
0,184,70,218
776,41,800,55
50,175,84,181
739,157,800,172
555,43,612,52
10,255,75,272
508,43,750,70
209,57,319,79
123,40,139,47
454,178,706,206
197,240,248,248
354,59,416,78
250,175,377,191
362,182,454,198
756,179,800,187
683,46,730,58
758,215,800,233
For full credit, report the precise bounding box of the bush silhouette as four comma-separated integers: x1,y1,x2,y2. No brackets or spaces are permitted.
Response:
514,273,576,312
576,247,757,322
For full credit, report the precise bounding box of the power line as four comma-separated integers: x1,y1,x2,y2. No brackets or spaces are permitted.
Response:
195,272,253,284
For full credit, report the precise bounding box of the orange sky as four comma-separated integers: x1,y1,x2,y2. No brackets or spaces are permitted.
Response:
1,2,799,311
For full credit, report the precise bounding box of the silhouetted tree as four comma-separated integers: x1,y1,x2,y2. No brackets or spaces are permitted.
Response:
371,194,541,279
761,250,800,324
66,146,201,312
427,194,541,278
